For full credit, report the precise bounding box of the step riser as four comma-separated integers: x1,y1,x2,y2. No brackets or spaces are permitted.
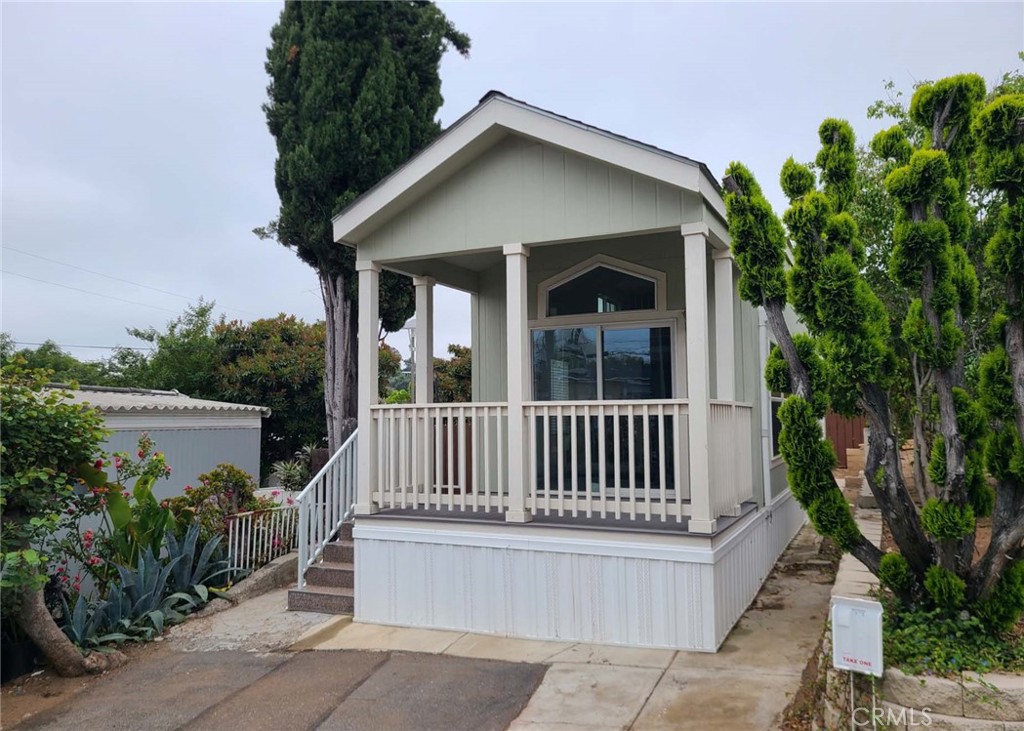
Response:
323,543,354,563
340,522,353,541
287,589,354,614
305,565,354,589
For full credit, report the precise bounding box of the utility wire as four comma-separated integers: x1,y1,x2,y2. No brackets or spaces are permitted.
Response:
1,269,182,314
0,245,261,317
10,340,154,352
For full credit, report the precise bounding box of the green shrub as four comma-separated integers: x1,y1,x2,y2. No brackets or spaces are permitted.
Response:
924,565,966,610
883,601,1023,675
878,553,913,594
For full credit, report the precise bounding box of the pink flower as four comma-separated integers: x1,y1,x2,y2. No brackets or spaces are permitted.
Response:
123,491,131,498
56,566,65,574
94,459,104,469
114,456,123,469
99,498,107,507
271,489,281,497
138,450,144,458
73,583,81,592
286,497,295,506
165,466,172,475
160,500,169,508
184,485,193,493
88,556,103,566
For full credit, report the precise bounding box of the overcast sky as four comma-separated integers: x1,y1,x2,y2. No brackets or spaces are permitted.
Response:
2,2,1021,365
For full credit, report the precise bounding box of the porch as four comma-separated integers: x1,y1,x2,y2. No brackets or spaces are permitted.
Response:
367,398,755,530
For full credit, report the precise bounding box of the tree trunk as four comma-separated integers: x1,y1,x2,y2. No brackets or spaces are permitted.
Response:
321,270,358,453
910,354,932,504
16,588,126,678
859,383,934,578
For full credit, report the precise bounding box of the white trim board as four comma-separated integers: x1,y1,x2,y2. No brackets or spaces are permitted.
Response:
103,414,263,430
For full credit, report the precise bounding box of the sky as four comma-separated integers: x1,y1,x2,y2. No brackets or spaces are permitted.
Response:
2,1,1021,366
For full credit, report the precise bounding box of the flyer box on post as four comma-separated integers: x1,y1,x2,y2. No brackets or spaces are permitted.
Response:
831,595,884,677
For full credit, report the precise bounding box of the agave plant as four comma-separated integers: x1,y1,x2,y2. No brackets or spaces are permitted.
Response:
114,547,195,635
164,523,233,603
60,594,130,647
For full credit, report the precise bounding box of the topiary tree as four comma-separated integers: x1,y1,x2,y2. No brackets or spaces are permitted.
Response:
723,74,1024,626
258,2,470,451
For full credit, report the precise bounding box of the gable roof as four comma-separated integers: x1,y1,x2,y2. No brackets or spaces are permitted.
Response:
332,91,725,246
52,384,271,417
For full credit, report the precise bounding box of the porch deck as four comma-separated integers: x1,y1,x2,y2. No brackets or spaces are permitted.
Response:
362,500,758,537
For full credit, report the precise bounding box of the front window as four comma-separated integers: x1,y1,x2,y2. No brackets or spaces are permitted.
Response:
532,325,672,401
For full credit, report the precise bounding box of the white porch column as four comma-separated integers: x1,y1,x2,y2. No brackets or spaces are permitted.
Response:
355,261,380,516
504,243,532,523
713,251,736,402
684,231,715,534
413,276,435,404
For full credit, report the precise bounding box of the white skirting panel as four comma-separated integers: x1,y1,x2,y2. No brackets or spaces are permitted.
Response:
711,490,807,647
354,494,806,652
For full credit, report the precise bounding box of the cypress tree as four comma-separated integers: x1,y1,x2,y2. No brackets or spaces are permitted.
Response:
259,2,469,449
724,75,1024,624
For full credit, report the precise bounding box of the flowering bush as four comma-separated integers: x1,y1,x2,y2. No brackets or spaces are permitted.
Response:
166,464,271,542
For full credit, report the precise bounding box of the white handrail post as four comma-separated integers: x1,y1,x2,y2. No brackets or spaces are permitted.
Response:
356,260,380,516
297,500,309,586
684,227,715,534
504,243,533,523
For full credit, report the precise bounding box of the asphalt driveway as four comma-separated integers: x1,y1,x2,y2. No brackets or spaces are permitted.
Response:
16,648,546,731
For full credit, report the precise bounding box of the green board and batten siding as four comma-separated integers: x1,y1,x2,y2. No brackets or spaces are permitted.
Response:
357,135,706,261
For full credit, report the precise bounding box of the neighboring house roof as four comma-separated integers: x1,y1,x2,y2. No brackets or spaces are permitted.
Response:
51,384,271,417
332,90,726,245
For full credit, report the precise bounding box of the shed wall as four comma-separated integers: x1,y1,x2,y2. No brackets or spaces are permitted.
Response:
104,424,262,498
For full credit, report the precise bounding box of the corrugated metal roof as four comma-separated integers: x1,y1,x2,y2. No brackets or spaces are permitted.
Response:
50,384,270,417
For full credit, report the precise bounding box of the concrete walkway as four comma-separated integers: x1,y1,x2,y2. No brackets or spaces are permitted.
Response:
300,524,834,731
11,524,832,731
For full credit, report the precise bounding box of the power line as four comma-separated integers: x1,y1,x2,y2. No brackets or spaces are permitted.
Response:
0,245,261,317
10,340,154,352
1,269,182,314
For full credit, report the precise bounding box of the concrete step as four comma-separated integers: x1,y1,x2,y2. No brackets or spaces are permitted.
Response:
305,562,354,589
857,483,878,509
339,522,353,541
323,541,354,564
288,585,354,614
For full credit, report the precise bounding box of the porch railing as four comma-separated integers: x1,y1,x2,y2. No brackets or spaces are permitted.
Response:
523,400,690,522
709,401,754,517
370,403,509,513
226,505,298,573
296,428,358,587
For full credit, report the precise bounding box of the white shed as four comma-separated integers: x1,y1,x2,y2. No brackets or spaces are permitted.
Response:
61,385,270,496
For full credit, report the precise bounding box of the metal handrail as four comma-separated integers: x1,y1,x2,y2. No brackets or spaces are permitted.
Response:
296,429,358,587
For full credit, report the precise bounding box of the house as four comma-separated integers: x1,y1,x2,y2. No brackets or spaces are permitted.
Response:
289,92,806,652
61,385,270,496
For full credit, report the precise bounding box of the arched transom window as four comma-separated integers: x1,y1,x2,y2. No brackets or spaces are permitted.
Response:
547,265,656,316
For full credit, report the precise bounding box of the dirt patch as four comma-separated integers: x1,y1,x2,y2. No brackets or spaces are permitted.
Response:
778,625,827,731
0,641,167,729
